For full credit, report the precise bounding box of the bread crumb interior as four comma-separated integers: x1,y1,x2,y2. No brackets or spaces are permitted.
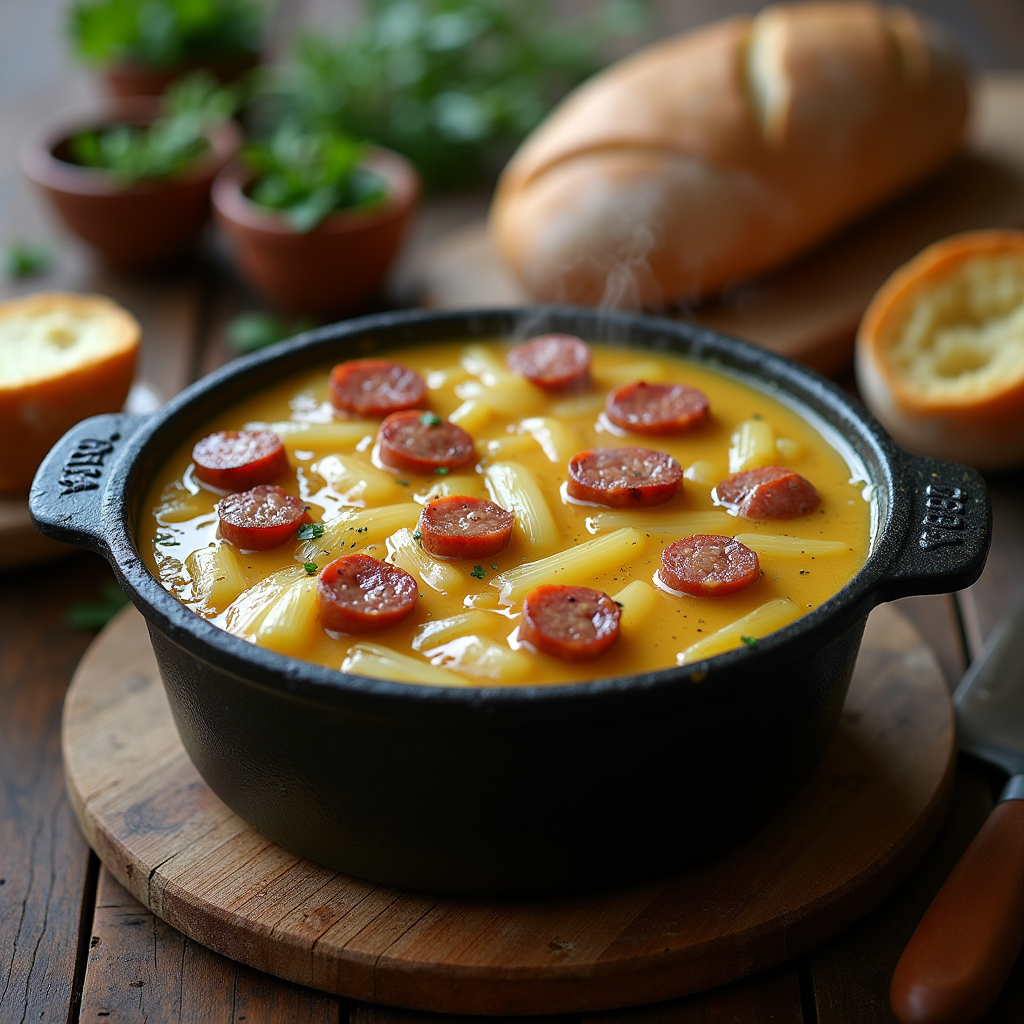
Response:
885,256,1024,401
0,310,121,388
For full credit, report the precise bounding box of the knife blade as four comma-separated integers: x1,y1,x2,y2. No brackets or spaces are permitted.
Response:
890,597,1024,1024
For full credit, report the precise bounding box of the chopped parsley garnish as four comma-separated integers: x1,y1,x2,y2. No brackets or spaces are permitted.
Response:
470,565,487,579
396,478,410,486
413,529,422,542
741,635,758,648
434,466,449,476
297,522,325,540
420,411,442,426
614,600,624,608
303,561,319,575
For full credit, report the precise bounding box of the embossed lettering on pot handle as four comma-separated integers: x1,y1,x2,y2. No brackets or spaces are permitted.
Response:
881,455,992,602
29,413,147,555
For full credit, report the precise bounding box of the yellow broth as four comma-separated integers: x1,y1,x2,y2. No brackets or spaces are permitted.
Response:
141,341,874,685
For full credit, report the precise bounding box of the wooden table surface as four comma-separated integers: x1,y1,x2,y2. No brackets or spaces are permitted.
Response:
3,1,1024,1021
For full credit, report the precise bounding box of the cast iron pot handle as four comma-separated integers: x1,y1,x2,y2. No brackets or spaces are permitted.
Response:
880,454,992,603
29,412,147,556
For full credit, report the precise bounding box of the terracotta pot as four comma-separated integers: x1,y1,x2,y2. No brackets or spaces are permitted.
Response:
103,52,260,101
21,104,241,270
212,149,420,317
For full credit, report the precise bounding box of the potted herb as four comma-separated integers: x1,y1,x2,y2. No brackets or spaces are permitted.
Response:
68,0,264,99
212,126,419,316
21,76,241,269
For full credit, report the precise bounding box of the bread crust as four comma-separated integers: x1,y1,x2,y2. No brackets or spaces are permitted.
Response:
489,3,970,308
855,230,1024,470
0,292,140,494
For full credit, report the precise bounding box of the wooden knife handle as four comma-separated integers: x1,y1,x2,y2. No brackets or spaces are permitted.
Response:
890,796,1024,1024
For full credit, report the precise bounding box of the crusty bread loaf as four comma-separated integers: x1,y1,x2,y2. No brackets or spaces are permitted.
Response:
0,292,140,494
489,3,970,309
856,230,1024,470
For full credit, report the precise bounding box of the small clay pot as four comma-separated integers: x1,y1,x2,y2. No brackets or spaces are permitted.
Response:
212,149,420,317
21,104,241,270
103,52,260,101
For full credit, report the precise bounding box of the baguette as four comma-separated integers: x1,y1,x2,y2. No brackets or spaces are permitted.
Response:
0,292,139,494
489,3,969,309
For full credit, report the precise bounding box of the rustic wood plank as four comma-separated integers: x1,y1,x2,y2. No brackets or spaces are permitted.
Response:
0,552,108,1024
351,1008,565,1024
580,965,805,1024
81,867,345,1022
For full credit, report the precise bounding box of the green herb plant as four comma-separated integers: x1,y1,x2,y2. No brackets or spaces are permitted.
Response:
67,580,130,631
243,127,388,232
69,0,264,68
69,72,238,186
3,242,52,280
257,0,648,190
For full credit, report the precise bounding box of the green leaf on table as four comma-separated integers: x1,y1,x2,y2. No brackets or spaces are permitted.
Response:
226,312,319,354
66,580,130,631
3,242,52,279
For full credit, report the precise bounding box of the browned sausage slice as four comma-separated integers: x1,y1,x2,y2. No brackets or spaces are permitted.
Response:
715,466,821,519
605,381,709,434
418,496,514,559
507,334,591,391
217,484,310,550
658,534,760,598
378,410,476,475
192,428,288,491
519,584,621,661
567,447,682,508
329,358,426,417
317,553,418,634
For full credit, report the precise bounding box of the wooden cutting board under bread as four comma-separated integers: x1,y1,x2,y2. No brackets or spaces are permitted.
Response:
418,74,1024,375
63,603,954,1015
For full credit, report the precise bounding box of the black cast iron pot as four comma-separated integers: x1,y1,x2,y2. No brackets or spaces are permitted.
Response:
31,307,991,896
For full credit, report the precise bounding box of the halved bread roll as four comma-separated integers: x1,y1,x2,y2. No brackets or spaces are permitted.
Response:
489,3,969,309
855,230,1024,470
0,292,140,494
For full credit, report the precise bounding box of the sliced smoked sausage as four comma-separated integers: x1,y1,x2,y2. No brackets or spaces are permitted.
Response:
658,534,760,598
507,334,591,391
329,358,426,417
715,466,821,519
418,496,514,559
217,484,310,550
567,447,682,508
192,428,288,491
378,410,476,475
605,381,709,434
519,584,621,661
317,553,418,634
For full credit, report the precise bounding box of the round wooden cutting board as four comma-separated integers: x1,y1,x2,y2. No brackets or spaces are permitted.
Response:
62,603,954,1016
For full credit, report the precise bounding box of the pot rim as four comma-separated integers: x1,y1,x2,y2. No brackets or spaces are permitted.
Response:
19,102,242,197
211,148,421,237
37,305,989,719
